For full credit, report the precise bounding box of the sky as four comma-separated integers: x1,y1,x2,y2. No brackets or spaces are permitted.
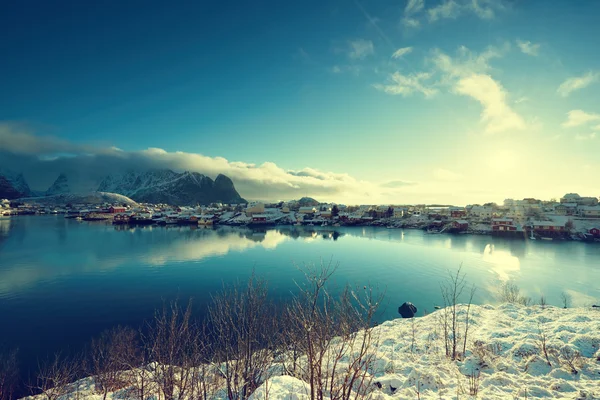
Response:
1,0,599,205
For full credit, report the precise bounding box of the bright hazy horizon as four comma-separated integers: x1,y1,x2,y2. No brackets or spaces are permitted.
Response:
1,1,599,205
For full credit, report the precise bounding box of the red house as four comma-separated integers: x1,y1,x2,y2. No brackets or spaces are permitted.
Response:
109,206,127,213
452,220,469,230
450,208,466,218
491,218,517,231
590,227,600,237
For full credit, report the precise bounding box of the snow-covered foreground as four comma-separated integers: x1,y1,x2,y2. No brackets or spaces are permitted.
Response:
23,304,600,399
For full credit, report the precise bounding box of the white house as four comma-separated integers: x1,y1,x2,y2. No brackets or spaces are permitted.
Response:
298,206,317,214
579,206,600,218
469,206,493,219
245,202,265,217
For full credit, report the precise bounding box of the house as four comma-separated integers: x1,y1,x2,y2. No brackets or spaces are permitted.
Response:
108,206,127,213
555,203,577,216
560,193,598,206
491,218,518,232
298,207,317,214
320,210,333,219
579,206,600,218
578,197,599,206
245,202,265,217
589,228,600,237
452,220,469,230
450,207,466,218
560,193,581,203
393,208,405,219
251,214,267,223
469,206,493,219
531,221,566,233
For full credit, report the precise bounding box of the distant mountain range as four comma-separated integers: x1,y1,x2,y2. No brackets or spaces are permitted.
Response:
0,168,246,205
97,170,246,205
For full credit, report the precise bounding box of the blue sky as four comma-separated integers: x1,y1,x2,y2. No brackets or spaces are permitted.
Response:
1,0,599,204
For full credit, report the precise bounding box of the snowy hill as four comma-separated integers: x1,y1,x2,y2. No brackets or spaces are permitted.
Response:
0,168,31,199
20,191,138,206
45,173,71,196
96,169,246,205
22,304,600,400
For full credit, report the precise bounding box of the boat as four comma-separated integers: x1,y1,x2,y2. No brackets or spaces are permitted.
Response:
540,237,553,241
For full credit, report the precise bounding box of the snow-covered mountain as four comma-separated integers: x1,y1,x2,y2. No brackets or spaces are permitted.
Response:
0,168,31,199
45,173,71,196
97,170,246,205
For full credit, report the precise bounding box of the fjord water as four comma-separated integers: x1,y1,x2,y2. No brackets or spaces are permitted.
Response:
1,216,599,377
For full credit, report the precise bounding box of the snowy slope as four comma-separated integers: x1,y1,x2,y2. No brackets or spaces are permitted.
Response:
97,170,246,205
22,304,600,400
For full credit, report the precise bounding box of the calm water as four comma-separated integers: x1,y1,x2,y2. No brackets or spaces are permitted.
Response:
1,215,600,379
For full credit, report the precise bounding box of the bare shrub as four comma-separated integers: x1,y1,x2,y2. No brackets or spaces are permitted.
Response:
557,346,582,374
539,295,547,309
467,369,481,396
88,326,139,399
146,299,198,400
439,265,476,360
498,283,531,306
0,348,19,400
32,352,80,400
537,324,552,367
560,292,571,309
285,261,383,400
208,273,278,400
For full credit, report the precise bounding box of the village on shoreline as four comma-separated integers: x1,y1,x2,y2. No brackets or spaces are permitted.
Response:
2,192,600,243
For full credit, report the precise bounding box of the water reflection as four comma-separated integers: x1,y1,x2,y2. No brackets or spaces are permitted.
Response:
482,243,521,282
0,223,347,296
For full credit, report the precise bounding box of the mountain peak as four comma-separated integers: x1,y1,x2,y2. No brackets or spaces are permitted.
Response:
46,173,71,196
0,169,32,199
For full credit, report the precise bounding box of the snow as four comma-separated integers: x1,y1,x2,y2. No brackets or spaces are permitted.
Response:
22,304,600,400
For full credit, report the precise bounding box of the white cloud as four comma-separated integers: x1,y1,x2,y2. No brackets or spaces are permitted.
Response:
575,132,597,141
392,46,413,59
561,110,600,128
516,40,540,56
427,0,501,23
557,71,599,97
433,168,462,181
430,45,505,79
426,46,525,134
469,0,498,19
405,0,425,15
348,39,374,60
428,0,460,22
402,17,421,28
374,71,438,98
454,74,526,134
331,65,342,74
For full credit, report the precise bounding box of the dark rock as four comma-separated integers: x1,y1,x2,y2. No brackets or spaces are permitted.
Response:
398,302,417,318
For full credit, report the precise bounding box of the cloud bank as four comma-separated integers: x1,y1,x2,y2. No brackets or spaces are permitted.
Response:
0,123,416,204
